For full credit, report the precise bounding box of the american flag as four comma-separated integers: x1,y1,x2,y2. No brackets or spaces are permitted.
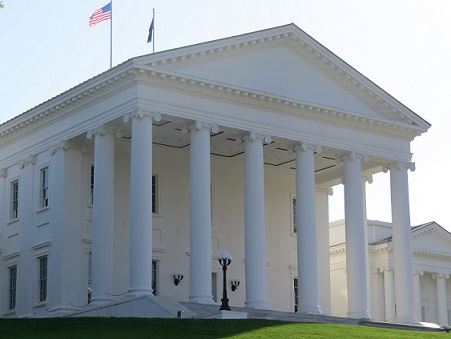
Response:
89,3,111,27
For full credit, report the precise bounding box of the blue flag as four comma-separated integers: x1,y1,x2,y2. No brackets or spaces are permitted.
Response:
147,18,154,43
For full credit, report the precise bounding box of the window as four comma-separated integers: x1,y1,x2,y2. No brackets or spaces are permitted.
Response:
8,266,17,310
294,278,299,313
40,167,49,208
10,180,19,220
292,198,297,233
39,256,48,302
152,260,157,296
90,165,94,205
152,175,158,214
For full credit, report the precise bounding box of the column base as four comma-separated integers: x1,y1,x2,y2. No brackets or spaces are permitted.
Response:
244,301,271,310
395,315,419,325
299,305,322,315
348,310,370,320
128,288,153,298
90,297,113,306
189,296,216,305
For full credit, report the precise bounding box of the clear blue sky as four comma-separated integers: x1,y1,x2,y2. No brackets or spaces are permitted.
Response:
1,1,450,229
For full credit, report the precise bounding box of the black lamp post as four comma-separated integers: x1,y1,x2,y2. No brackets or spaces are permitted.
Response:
218,250,232,311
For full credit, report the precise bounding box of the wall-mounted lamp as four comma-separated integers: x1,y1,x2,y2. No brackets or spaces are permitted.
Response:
230,280,240,292
174,274,184,286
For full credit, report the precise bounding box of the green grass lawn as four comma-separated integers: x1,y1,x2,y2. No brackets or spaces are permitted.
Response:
0,318,447,338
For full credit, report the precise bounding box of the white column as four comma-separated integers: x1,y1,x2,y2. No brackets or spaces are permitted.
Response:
293,143,321,314
188,121,217,304
362,175,372,318
413,270,423,321
86,126,117,305
243,132,271,309
124,110,161,296
383,268,396,321
434,273,449,326
316,186,333,315
339,152,369,319
387,161,417,324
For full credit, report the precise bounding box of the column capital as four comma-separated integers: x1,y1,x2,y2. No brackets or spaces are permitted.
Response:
182,120,219,134
123,109,162,123
18,154,37,169
335,152,369,165
289,142,322,155
49,141,87,155
362,175,373,184
379,266,394,273
414,270,424,276
0,168,7,178
86,125,122,140
315,186,333,196
432,273,450,280
383,161,415,173
240,131,271,144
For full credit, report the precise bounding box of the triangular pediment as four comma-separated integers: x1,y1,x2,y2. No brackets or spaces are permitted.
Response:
412,222,451,254
133,24,430,131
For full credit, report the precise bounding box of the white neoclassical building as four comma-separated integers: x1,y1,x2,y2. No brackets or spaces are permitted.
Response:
0,24,438,323
330,220,451,326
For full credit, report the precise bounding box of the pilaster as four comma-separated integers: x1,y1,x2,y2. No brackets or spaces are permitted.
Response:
382,267,396,321
316,186,333,315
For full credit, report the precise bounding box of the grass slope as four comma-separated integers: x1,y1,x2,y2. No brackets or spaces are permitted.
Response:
0,318,447,338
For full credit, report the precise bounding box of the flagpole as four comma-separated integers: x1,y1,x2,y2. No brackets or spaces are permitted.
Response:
110,1,113,69
152,8,155,53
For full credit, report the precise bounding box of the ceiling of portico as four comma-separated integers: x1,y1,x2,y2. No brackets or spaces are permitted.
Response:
83,115,385,186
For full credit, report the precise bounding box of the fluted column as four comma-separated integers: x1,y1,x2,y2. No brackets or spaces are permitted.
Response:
413,270,423,321
292,142,322,314
338,152,369,319
434,273,449,326
386,161,417,324
316,186,333,315
383,268,396,321
188,121,218,304
123,110,161,296
243,132,271,309
86,125,119,305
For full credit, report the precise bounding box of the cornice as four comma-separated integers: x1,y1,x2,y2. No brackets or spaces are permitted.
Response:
0,68,136,146
413,250,451,260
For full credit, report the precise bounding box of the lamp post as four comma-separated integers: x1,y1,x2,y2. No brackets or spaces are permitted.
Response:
218,250,232,311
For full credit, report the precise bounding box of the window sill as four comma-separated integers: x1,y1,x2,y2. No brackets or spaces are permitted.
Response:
36,206,50,214
6,218,19,225
2,310,16,317
33,301,47,309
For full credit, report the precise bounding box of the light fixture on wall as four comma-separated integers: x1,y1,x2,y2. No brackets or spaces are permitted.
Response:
230,279,240,292
173,274,184,286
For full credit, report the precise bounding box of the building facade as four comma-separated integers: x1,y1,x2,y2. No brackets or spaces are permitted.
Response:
331,220,451,326
0,24,432,322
